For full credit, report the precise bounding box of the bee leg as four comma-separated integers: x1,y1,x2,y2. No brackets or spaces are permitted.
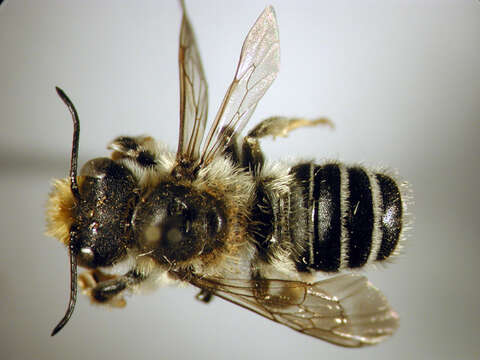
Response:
242,116,333,174
215,125,242,165
248,116,333,140
241,135,265,174
224,136,241,165
78,269,146,307
108,136,157,168
195,289,214,303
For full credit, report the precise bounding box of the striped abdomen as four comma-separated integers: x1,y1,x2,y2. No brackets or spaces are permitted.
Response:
290,162,404,272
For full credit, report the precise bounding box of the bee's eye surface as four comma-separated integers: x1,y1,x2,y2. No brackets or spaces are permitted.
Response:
77,247,95,268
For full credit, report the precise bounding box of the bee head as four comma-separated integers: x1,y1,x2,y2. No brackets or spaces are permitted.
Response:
71,157,137,268
47,88,137,336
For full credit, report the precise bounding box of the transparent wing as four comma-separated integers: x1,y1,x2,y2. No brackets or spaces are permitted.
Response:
190,274,399,347
177,1,209,160
200,6,280,164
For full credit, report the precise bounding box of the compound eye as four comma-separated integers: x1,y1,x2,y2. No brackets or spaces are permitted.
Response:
77,247,95,268
79,158,113,178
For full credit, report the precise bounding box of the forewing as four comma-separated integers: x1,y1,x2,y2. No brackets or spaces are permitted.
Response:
177,2,209,160
191,274,399,347
201,6,280,164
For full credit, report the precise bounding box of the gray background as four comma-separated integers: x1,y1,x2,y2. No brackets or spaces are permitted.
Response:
1,1,479,359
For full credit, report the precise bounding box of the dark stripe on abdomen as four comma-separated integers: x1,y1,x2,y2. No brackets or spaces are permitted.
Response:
290,162,403,273
312,164,342,271
345,167,374,268
375,174,402,260
290,163,313,270
291,163,342,272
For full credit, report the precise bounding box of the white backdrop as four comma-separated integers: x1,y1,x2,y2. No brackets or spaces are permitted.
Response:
1,1,479,359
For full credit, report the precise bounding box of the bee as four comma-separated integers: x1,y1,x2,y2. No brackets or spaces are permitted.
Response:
46,2,409,347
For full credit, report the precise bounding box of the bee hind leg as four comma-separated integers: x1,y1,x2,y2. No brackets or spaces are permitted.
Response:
78,269,146,307
222,129,242,166
248,116,333,140
242,116,333,174
195,289,214,303
108,136,158,168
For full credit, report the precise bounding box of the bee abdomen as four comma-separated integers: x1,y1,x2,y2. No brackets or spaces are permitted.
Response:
290,162,403,273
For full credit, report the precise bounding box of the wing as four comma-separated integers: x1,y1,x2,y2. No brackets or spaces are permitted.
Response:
190,274,399,347
200,6,280,164
177,1,209,160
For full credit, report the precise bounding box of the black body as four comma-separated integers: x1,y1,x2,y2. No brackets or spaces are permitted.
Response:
132,182,227,263
74,158,138,268
250,162,403,273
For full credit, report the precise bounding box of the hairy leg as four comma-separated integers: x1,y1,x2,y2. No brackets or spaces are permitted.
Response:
109,136,158,168
78,268,147,307
242,116,333,174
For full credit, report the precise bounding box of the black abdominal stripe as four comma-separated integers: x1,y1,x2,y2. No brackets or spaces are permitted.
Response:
290,162,404,272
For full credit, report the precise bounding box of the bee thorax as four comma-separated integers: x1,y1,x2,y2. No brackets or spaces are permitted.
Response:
132,182,227,264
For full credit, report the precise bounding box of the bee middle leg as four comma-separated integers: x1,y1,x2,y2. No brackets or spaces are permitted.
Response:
78,269,146,307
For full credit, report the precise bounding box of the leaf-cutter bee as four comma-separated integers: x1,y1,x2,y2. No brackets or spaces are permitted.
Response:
46,2,409,347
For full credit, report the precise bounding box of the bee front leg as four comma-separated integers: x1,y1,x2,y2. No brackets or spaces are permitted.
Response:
108,136,158,168
78,269,146,307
